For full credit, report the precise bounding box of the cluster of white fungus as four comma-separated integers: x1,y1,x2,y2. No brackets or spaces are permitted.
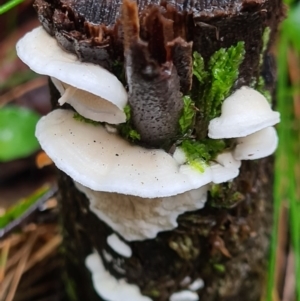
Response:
208,86,280,159
17,23,281,301
16,27,280,244
17,27,127,124
86,251,203,301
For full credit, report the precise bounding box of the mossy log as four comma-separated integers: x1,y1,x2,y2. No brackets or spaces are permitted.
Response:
41,0,284,300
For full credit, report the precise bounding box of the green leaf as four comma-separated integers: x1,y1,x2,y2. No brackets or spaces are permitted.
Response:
0,185,50,229
0,0,24,15
0,106,40,162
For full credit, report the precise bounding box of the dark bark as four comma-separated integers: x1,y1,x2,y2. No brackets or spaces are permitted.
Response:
41,0,284,300
57,158,274,301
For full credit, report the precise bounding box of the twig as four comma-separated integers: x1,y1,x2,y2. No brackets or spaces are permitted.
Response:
0,239,10,282
0,234,24,249
25,235,62,271
0,77,47,107
282,249,295,301
4,232,37,301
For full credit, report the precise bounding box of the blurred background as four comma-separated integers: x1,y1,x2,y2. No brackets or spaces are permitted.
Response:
0,0,299,300
0,2,62,300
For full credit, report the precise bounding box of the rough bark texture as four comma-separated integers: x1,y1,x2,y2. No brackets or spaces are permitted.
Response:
41,0,285,300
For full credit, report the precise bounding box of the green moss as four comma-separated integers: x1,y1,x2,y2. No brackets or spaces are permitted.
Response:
256,76,272,103
118,105,141,142
260,27,271,66
123,104,131,120
180,139,226,172
251,27,272,103
193,52,208,84
213,263,226,273
179,96,196,134
193,41,245,120
73,112,99,126
209,183,245,208
169,235,199,261
63,273,78,301
111,60,126,84
143,287,161,298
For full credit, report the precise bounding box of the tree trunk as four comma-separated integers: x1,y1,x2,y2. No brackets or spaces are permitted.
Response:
38,0,284,300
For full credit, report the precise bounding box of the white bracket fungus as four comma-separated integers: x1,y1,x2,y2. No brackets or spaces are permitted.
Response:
188,278,205,291
233,126,278,160
17,25,280,248
169,290,199,301
51,78,126,124
210,152,241,184
76,182,208,241
34,108,245,241
85,251,152,301
16,27,127,124
36,109,214,198
208,86,280,139
107,234,132,258
103,250,113,262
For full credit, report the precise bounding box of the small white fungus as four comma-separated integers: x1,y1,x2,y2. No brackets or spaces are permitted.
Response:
169,290,199,301
107,234,132,258
85,251,152,301
233,126,278,160
208,86,280,139
51,78,126,124
17,27,127,116
188,278,205,291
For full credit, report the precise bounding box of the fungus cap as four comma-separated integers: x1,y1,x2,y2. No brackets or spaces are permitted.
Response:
16,27,127,115
210,152,241,183
36,109,212,198
233,126,278,160
208,86,280,139
51,78,126,124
